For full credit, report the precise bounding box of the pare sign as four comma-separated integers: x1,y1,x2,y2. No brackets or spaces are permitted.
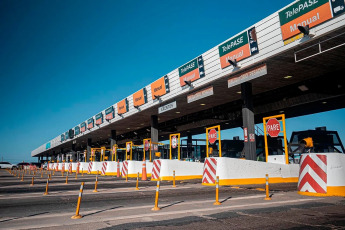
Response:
208,129,218,144
266,118,281,138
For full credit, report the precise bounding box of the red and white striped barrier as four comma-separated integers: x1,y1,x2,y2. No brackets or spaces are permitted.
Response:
202,158,217,184
151,160,161,180
87,162,93,174
298,153,345,196
122,161,128,178
298,154,327,194
68,163,72,173
101,162,108,175
76,162,80,174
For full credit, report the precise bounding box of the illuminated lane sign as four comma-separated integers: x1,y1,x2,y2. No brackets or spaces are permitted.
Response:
95,112,103,125
187,86,214,103
74,126,80,136
133,88,148,107
151,75,170,100
117,98,129,115
218,27,258,69
87,118,94,129
228,64,267,88
65,131,69,140
46,142,51,150
105,106,114,120
279,0,345,43
80,122,86,133
158,101,177,114
178,56,205,87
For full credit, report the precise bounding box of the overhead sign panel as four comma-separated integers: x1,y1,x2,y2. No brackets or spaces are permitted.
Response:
95,112,103,125
80,122,86,133
179,56,205,87
65,131,69,140
117,98,129,115
228,64,267,88
61,134,65,142
87,118,94,129
278,0,344,42
133,88,148,107
151,75,170,100
218,27,259,69
158,101,177,114
74,126,80,136
105,106,114,120
187,86,214,103
46,142,51,150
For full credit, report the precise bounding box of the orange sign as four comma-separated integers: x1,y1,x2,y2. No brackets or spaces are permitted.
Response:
117,98,128,115
151,75,170,100
219,44,251,69
280,3,332,40
133,88,147,107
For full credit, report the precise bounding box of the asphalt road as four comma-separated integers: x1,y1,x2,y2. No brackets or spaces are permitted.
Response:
0,169,344,230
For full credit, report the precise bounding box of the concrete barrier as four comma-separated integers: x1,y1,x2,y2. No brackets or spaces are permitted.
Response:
298,153,345,197
90,162,102,174
104,161,118,176
58,163,63,171
64,163,69,172
72,163,77,172
122,160,153,178
202,157,299,186
79,162,89,173
151,159,203,181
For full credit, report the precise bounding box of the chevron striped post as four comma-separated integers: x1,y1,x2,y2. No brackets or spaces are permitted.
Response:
298,154,327,194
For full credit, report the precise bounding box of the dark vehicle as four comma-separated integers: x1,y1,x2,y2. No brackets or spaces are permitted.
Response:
30,162,42,169
16,162,30,170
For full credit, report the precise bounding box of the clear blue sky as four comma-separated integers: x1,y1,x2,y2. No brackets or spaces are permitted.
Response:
1,0,344,163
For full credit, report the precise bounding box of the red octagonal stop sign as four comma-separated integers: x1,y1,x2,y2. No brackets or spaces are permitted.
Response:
208,129,218,144
266,118,281,138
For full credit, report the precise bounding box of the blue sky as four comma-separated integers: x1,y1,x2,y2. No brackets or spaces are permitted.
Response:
1,0,344,163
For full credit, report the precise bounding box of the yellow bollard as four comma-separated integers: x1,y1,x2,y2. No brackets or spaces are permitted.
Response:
152,179,161,211
173,170,176,188
93,174,98,192
30,176,34,186
49,173,52,181
213,176,221,205
82,170,84,177
41,170,43,178
265,174,271,200
65,172,69,184
43,179,49,195
126,172,128,182
75,171,78,180
71,182,85,219
135,172,140,190
21,172,24,182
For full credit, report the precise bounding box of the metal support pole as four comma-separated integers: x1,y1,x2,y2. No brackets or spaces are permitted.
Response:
135,172,139,190
173,170,176,188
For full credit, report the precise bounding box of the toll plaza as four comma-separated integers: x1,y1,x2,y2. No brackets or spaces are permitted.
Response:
30,0,345,197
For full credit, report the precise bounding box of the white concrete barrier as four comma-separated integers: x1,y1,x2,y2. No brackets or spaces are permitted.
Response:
64,163,69,172
104,161,117,176
90,162,102,174
151,159,203,181
58,163,63,171
202,157,299,186
122,160,153,178
72,163,77,172
79,162,89,173
298,153,345,197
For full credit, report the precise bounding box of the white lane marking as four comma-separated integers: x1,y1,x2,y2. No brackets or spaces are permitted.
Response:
0,185,194,199
3,197,320,229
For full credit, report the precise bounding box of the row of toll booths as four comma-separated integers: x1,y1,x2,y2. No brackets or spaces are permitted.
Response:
82,127,344,164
